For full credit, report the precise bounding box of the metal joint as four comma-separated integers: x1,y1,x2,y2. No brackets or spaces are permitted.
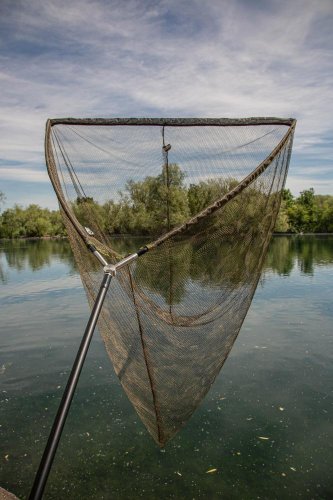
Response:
103,253,139,276
103,264,117,276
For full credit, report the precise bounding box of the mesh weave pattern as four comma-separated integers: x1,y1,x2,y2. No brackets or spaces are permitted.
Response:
46,118,295,445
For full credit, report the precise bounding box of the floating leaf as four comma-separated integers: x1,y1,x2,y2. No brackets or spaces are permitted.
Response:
206,468,217,473
258,436,269,440
0,362,12,375
279,407,285,411
290,467,296,471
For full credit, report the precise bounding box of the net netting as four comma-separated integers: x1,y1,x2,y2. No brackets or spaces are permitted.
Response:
45,117,296,446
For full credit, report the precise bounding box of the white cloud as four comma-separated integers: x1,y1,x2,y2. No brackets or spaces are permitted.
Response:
0,0,332,206
286,175,332,196
0,167,48,183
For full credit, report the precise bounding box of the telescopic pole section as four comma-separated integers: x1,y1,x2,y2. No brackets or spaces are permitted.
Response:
29,271,113,500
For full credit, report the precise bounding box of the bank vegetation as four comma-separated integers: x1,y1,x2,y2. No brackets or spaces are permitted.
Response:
1,169,332,238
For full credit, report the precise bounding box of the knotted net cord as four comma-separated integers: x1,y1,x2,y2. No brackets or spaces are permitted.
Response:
45,117,295,445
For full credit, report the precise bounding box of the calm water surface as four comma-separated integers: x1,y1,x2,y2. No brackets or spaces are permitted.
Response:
0,236,332,499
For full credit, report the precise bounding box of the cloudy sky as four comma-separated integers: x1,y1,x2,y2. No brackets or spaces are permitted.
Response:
0,0,332,209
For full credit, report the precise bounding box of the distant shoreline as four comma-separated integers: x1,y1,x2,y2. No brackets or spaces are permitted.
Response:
273,232,333,236
1,233,333,242
0,236,67,241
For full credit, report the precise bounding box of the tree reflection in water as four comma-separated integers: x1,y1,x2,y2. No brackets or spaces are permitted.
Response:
1,235,333,444
0,239,76,275
264,235,333,276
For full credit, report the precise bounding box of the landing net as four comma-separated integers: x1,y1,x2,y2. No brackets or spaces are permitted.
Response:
45,117,296,445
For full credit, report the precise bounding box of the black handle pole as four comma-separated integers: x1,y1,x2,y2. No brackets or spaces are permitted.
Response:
29,272,113,500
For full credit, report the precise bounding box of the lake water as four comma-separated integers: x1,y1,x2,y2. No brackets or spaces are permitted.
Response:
0,236,332,499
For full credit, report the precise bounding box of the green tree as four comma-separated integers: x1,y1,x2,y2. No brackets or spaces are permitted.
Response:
274,207,290,232
49,210,67,237
274,189,294,232
72,197,106,238
287,188,316,233
24,205,53,237
103,164,190,235
126,163,189,231
312,195,333,233
188,178,238,216
0,205,26,238
0,204,66,239
276,188,333,234
282,188,294,207
299,188,315,208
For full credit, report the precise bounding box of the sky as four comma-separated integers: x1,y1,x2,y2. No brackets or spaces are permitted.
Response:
0,0,332,210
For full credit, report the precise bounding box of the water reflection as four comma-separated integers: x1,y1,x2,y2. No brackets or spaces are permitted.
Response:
1,236,333,499
264,235,333,276
2,235,332,277
0,239,76,277
62,229,333,447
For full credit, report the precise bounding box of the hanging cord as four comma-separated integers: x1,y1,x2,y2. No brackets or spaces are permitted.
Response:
54,128,111,245
161,127,175,320
51,133,71,202
53,128,87,200
162,126,172,231
127,268,165,445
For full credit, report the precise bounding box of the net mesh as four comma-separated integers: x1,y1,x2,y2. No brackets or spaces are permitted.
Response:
45,117,295,445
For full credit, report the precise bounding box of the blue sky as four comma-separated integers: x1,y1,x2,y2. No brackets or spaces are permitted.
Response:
0,0,332,210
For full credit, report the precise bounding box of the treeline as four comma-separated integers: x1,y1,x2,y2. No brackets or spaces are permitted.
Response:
0,204,66,239
275,188,333,233
1,175,333,238
74,165,240,236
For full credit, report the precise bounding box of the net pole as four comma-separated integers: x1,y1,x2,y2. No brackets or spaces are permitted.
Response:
29,271,113,500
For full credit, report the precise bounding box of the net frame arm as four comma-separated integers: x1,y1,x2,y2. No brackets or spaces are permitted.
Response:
49,117,296,127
